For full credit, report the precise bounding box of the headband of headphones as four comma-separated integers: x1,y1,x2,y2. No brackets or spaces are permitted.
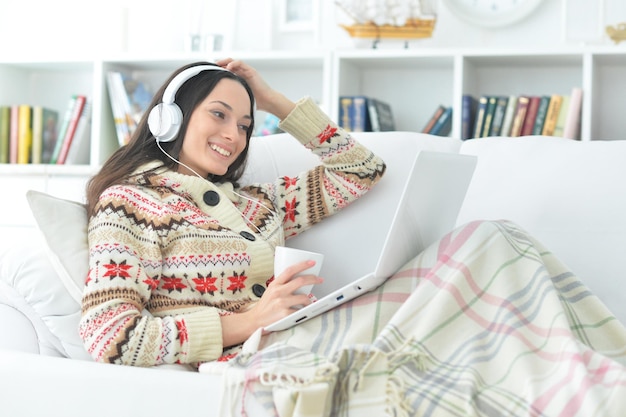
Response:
148,65,231,142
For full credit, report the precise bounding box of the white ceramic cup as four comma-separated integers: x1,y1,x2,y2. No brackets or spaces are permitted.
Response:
274,246,324,295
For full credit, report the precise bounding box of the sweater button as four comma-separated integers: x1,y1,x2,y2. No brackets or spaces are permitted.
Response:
252,284,265,298
240,231,256,241
203,190,220,206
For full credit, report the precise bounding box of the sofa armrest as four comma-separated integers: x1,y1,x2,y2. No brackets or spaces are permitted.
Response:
0,303,39,354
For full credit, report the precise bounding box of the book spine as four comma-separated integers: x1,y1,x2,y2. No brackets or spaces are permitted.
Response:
50,96,77,164
107,72,132,145
541,95,563,136
488,96,509,136
509,96,530,137
472,96,489,139
429,107,453,136
531,96,551,135
64,100,92,165
351,96,369,132
373,99,395,131
17,105,32,164
9,105,19,163
367,99,381,132
552,95,571,137
339,96,353,132
56,95,87,164
499,95,518,137
481,96,498,138
422,105,445,133
520,96,541,136
0,106,10,163
563,87,583,140
461,95,477,140
31,106,43,164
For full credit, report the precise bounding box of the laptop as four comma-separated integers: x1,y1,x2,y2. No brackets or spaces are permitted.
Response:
264,150,477,332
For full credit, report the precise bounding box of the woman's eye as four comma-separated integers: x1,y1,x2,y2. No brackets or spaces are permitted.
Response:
211,111,225,119
239,124,251,132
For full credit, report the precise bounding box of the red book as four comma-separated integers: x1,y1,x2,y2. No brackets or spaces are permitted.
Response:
520,96,541,136
55,95,87,164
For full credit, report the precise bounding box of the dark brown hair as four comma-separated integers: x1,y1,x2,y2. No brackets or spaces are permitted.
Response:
85,62,256,215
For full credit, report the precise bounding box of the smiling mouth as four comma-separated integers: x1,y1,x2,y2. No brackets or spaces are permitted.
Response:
210,144,232,157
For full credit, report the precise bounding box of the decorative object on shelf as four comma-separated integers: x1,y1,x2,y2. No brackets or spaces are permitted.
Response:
279,0,318,32
442,0,544,28
606,22,626,44
335,0,437,48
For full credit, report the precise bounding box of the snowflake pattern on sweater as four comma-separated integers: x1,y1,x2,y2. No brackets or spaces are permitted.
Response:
79,97,386,367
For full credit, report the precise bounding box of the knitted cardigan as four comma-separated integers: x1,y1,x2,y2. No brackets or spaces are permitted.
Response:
79,97,386,366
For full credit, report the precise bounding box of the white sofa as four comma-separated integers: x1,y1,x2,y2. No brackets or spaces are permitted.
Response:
1,131,625,417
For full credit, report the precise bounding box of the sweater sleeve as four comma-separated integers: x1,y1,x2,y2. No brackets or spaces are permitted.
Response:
261,96,386,238
79,187,224,366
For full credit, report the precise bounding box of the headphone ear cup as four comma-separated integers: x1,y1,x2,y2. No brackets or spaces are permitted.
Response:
148,102,183,143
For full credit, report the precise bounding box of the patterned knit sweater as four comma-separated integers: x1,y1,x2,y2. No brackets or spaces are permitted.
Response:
79,97,386,366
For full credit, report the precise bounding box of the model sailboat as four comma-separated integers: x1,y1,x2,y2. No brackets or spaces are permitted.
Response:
335,0,436,46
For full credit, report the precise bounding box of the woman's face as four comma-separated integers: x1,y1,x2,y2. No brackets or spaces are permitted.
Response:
178,78,252,178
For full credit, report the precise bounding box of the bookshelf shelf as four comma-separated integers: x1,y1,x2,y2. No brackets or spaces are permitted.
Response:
1,47,626,230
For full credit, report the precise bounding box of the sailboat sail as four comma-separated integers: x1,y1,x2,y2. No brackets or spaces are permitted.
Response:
335,0,437,40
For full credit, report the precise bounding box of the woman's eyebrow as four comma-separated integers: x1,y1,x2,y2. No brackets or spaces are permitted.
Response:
209,100,252,120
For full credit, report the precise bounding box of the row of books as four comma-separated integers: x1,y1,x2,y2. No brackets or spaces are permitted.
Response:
338,95,396,132
421,105,453,136
106,71,152,146
462,87,583,140
0,95,91,165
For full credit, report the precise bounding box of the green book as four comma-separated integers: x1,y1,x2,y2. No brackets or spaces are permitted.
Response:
0,106,9,163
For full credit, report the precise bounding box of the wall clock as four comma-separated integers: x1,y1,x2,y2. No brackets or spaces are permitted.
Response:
442,0,545,28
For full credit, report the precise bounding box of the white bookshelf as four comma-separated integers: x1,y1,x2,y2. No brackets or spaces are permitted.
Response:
1,47,625,229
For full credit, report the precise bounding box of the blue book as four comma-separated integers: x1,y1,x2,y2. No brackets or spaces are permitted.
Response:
430,107,453,136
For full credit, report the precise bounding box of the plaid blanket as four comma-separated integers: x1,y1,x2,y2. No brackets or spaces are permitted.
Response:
203,220,626,416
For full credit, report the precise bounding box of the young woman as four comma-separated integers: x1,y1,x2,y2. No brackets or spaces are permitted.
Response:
79,58,386,366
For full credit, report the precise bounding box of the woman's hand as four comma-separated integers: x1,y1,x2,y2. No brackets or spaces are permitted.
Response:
220,259,323,347
216,57,296,120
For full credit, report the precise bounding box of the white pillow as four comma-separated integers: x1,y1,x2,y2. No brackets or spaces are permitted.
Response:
26,190,88,303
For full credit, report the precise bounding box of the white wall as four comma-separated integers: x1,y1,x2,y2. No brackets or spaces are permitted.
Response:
0,0,625,59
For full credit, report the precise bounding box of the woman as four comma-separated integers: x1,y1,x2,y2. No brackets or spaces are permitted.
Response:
79,58,386,366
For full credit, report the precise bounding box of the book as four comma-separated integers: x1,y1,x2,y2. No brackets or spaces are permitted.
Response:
107,72,133,145
488,96,509,136
429,106,453,136
119,72,152,127
499,95,518,137
422,105,446,133
461,95,477,140
509,96,530,137
17,105,32,164
520,96,541,136
531,96,551,135
351,96,370,132
480,96,498,138
31,106,59,164
563,87,583,140
9,105,19,163
541,95,564,136
472,96,489,139
367,97,395,131
552,95,571,137
339,96,353,131
55,95,87,164
0,106,10,163
64,100,91,165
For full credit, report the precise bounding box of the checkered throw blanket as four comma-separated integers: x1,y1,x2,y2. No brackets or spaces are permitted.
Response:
203,220,626,416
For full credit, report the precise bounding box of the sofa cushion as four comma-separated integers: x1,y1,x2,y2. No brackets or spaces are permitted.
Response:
0,227,91,360
26,190,88,303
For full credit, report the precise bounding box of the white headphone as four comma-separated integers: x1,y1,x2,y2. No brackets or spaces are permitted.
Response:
148,65,230,143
